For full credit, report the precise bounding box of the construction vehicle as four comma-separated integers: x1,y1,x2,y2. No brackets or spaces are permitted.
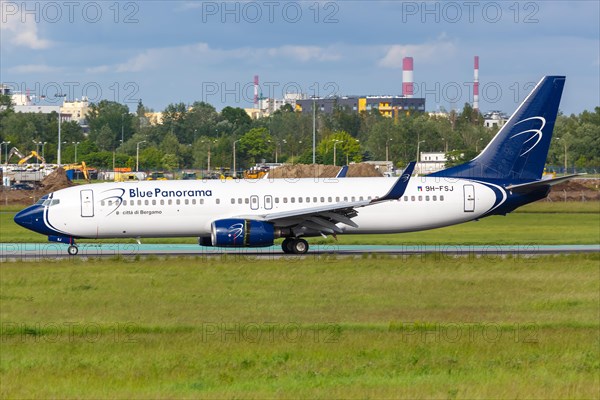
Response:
64,162,93,182
6,147,46,165
182,171,197,180
147,171,168,180
244,165,270,179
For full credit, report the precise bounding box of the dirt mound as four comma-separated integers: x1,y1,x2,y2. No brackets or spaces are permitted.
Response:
40,167,75,193
269,163,382,179
549,178,600,201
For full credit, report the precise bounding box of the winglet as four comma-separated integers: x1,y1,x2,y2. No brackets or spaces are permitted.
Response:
336,165,349,178
372,161,415,203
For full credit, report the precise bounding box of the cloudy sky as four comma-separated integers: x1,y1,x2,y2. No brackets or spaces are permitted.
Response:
1,1,598,114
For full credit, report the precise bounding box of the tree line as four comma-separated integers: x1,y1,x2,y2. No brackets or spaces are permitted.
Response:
1,94,598,173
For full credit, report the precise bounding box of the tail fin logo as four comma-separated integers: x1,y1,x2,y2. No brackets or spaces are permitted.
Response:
510,116,546,157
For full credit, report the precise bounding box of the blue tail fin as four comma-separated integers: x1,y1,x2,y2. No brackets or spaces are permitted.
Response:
431,76,565,182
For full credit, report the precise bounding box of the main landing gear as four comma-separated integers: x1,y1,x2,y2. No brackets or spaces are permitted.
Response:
67,245,79,256
281,238,309,255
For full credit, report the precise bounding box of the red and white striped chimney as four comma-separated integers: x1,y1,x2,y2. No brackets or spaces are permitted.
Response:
402,57,414,98
473,56,479,111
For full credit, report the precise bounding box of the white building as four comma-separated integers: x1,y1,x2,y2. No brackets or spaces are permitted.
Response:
416,151,447,175
483,111,509,129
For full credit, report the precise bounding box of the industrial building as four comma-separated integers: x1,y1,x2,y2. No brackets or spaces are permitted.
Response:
295,57,425,117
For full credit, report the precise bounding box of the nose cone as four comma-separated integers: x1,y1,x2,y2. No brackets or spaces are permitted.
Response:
14,205,45,233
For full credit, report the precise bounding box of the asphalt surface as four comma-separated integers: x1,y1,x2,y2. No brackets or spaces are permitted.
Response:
1,243,598,260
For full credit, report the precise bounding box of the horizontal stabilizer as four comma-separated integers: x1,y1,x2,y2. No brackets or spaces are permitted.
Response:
505,174,582,193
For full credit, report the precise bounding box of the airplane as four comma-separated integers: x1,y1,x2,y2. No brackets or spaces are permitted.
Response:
15,76,576,255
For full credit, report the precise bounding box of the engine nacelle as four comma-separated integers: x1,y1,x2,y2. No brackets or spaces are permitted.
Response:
211,219,275,247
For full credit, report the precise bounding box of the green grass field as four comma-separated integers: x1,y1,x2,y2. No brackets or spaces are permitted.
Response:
1,201,599,245
1,255,599,398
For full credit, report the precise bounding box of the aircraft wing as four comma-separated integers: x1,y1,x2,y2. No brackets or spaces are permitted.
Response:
234,162,415,235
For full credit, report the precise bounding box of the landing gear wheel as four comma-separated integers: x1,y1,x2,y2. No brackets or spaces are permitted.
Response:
67,245,79,256
281,238,294,254
291,238,309,255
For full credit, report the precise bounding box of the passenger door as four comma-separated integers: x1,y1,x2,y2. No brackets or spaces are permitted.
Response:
463,184,475,212
80,189,94,217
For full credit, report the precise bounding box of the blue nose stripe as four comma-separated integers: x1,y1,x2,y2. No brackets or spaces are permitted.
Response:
14,205,62,236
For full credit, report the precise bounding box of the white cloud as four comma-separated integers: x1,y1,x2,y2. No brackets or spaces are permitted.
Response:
378,37,457,68
8,64,61,73
0,5,52,49
87,42,341,74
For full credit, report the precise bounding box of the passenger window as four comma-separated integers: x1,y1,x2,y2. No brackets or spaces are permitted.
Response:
176,199,180,205
216,199,220,204
283,198,288,204
160,199,165,205
122,200,127,206
231,198,235,204
153,200,157,205
137,200,142,206
433,195,437,201
351,196,355,202
418,196,422,201
200,199,204,205
343,196,348,202
101,200,105,206
185,199,189,205
425,196,430,201
320,197,325,202
275,198,279,204
298,197,303,203
411,196,415,201
336,197,340,202
328,197,332,202
291,198,295,203
403,196,408,201
359,196,363,201
238,198,242,204
108,200,113,206
168,199,172,205
245,198,249,204
192,199,196,205
440,195,444,201
145,200,149,205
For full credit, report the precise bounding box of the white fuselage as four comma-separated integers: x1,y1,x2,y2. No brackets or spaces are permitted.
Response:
42,177,501,239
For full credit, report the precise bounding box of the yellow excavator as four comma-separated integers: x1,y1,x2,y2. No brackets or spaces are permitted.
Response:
6,147,46,165
63,161,91,182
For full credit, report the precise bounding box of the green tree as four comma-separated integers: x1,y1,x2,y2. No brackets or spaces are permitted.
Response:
239,127,274,165
318,131,361,165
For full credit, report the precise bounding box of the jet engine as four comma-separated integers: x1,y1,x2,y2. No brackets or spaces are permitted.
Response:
209,219,276,247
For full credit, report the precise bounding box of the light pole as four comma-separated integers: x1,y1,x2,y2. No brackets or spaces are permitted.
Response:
416,140,425,163
475,137,483,152
333,140,342,167
121,113,126,145
347,139,359,165
233,139,241,178
72,141,80,163
41,141,47,161
1,141,10,164
55,93,66,166
312,98,316,164
385,138,393,162
136,140,146,172
203,139,217,174
556,137,568,173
